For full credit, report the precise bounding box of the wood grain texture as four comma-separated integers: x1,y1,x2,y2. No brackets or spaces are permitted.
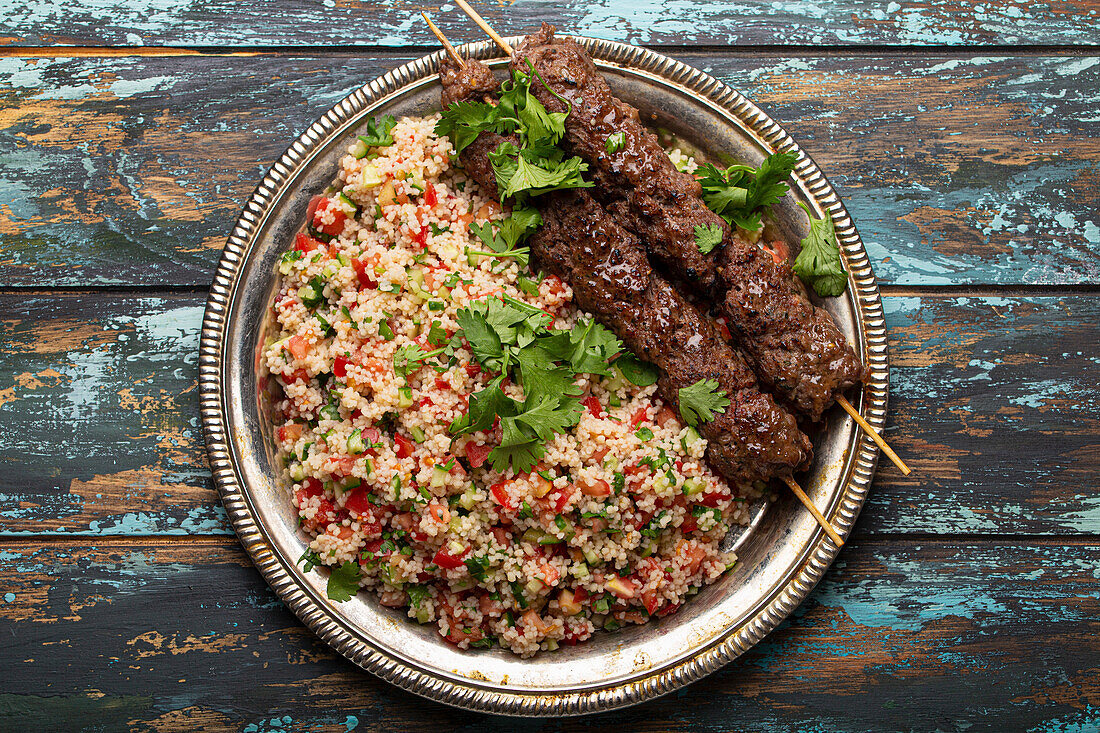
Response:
1,0,1098,49
2,293,1096,537
0,538,1096,731
1,54,1098,288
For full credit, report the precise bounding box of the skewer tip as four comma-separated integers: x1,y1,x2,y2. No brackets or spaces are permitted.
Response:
453,0,513,55
421,11,466,67
836,395,912,475
782,475,844,547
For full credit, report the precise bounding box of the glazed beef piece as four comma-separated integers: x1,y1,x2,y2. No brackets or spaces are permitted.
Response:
438,64,813,484
511,25,866,421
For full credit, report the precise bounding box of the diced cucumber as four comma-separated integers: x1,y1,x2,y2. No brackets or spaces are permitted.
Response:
545,639,559,651
347,429,366,455
524,578,544,597
289,462,306,482
458,488,477,511
350,138,368,159
431,464,449,488
680,426,703,450
682,477,705,496
521,528,562,546
582,546,602,566
397,386,414,409
336,192,358,215
409,426,426,443
571,562,590,580
605,366,627,393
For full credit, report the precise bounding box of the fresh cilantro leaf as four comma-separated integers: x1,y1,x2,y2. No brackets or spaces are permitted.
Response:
406,584,431,608
792,201,847,297
694,223,723,254
489,419,545,474
516,347,580,406
456,305,505,371
605,131,625,153
677,378,730,426
537,318,622,377
435,101,505,153
614,353,660,387
515,395,583,440
499,207,542,248
453,380,518,435
427,320,449,346
298,549,323,573
393,343,445,380
326,561,362,602
358,115,397,148
488,142,593,200
698,151,798,231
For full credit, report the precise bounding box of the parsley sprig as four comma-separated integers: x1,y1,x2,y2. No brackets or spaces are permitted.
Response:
468,206,542,268
436,62,592,202
697,151,798,232
792,202,847,297
450,297,627,474
677,378,730,426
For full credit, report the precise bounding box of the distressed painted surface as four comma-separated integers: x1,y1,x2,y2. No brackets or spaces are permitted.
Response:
1,293,1096,536
1,0,1099,48
0,539,1095,731
2,54,1099,287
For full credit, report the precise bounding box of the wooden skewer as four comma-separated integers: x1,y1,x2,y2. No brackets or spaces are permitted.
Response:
453,0,513,54
836,394,911,475
782,476,844,547
421,12,466,67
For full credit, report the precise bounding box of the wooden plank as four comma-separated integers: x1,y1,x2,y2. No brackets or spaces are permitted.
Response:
0,538,1095,730
1,292,1096,537
1,0,1098,49
1,54,1098,288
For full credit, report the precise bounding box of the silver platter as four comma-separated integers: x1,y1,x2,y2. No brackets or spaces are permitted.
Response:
199,36,887,716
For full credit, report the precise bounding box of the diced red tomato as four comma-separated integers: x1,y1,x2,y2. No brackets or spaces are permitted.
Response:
442,616,484,646
591,446,610,464
333,355,350,378
641,588,661,616
572,586,589,604
306,194,322,223
394,433,414,459
491,527,511,546
656,602,681,618
680,515,699,534
432,545,469,570
294,232,324,254
300,496,334,530
276,423,303,443
630,407,649,427
423,182,438,208
549,484,575,514
434,377,451,390
312,196,347,237
700,492,724,508
466,442,492,469
576,476,611,498
464,362,481,378
412,224,428,249
677,539,708,575
428,502,450,524
583,394,604,418
362,427,380,444
286,335,310,360
343,489,374,517
298,477,323,498
285,368,310,384
654,406,677,428
490,481,515,511
521,610,553,635
351,257,377,288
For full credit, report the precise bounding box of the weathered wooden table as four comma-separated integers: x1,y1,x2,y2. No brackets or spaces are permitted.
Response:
2,2,1098,730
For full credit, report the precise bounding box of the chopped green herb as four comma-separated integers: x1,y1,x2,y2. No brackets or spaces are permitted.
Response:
693,223,723,254
326,561,362,602
677,378,730,427
792,201,847,297
358,115,397,148
605,131,626,153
